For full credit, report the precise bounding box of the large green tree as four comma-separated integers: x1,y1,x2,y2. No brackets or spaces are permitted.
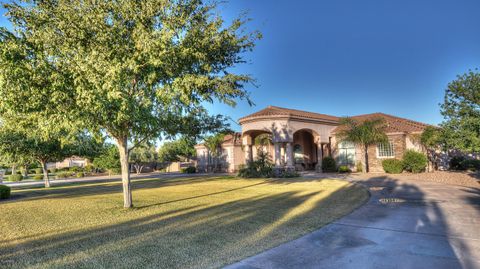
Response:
440,70,480,153
129,143,158,175
158,137,196,163
336,118,388,173
0,0,260,207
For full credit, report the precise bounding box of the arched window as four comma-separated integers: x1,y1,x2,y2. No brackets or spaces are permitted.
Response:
338,141,355,166
294,144,303,163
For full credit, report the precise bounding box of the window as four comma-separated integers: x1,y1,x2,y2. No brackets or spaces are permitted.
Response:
377,141,395,158
338,141,355,166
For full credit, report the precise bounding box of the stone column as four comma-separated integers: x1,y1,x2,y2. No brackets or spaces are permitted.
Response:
280,143,285,165
242,135,253,164
286,142,294,168
316,142,323,172
274,143,281,167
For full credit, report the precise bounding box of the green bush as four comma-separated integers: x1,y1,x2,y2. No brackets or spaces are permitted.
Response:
181,166,196,174
35,168,42,174
449,156,466,170
402,150,427,173
107,168,122,175
461,159,480,171
32,175,44,180
382,159,404,174
56,172,70,179
48,168,57,174
75,172,84,178
0,185,11,199
8,174,23,182
84,164,94,173
238,151,273,178
338,165,351,173
69,166,82,172
322,157,337,172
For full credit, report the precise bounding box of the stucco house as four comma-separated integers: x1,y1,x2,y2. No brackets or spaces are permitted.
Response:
195,106,429,173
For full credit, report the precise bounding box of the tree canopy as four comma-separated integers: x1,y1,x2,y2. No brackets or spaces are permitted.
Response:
157,137,196,163
440,69,480,153
0,0,260,207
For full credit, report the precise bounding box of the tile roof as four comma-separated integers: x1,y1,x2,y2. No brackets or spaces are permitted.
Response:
239,106,340,123
332,112,431,134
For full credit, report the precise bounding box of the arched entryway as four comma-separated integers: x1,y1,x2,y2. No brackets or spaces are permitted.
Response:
242,130,274,163
293,129,320,170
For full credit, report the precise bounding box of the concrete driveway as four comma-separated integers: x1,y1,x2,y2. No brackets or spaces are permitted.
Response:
226,176,480,269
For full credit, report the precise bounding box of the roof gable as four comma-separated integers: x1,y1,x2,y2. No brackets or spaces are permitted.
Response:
239,106,339,123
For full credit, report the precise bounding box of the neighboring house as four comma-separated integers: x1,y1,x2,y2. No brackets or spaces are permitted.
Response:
47,156,89,169
195,106,430,173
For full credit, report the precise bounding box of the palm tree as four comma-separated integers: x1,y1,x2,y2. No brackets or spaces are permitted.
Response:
337,117,388,173
204,133,227,172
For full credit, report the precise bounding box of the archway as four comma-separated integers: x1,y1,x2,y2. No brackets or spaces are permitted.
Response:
292,129,318,170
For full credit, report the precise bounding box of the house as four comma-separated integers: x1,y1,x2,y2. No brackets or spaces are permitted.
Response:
46,156,89,170
195,106,429,173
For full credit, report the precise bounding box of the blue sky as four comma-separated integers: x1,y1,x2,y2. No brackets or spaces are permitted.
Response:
2,0,480,132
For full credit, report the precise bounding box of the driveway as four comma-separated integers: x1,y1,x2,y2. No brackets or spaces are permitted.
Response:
226,175,480,269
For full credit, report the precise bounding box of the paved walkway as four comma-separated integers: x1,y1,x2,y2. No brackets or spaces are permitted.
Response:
226,175,480,269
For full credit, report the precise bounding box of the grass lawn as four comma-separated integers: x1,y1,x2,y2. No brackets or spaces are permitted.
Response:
0,175,369,269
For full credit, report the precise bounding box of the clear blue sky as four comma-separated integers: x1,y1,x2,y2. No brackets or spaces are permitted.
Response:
2,0,480,132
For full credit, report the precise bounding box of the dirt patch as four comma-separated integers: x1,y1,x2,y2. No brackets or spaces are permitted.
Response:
352,171,480,188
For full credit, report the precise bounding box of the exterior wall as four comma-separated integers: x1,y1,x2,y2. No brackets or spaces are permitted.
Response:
195,144,244,173
368,134,406,172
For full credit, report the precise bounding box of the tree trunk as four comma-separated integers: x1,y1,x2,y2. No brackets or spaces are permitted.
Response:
116,137,133,208
41,161,50,188
23,164,28,177
363,145,369,173
11,164,16,175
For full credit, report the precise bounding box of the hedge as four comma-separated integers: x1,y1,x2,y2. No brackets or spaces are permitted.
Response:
402,150,427,173
0,185,11,199
382,159,403,174
322,157,337,172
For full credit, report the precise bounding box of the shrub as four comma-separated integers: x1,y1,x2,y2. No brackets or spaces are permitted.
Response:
32,175,44,180
238,151,273,178
107,168,122,175
69,166,82,172
322,157,337,172
0,185,11,199
84,164,94,173
402,150,427,173
181,166,196,174
56,172,70,179
48,168,57,174
449,156,466,170
382,159,404,174
338,165,351,173
8,174,23,182
461,159,480,171
35,168,42,174
75,172,84,178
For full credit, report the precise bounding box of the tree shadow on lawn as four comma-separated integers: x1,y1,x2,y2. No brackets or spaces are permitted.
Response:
0,184,365,269
5,175,229,203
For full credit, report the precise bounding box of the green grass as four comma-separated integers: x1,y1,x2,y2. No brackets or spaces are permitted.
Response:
0,176,368,269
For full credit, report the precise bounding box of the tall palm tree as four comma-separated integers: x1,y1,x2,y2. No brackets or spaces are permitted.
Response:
204,133,227,172
337,117,388,173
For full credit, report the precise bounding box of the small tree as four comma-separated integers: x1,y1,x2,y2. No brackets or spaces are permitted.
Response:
204,133,227,172
129,144,157,175
440,70,480,153
420,126,443,172
93,145,121,175
158,137,196,163
0,130,68,188
337,118,388,173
